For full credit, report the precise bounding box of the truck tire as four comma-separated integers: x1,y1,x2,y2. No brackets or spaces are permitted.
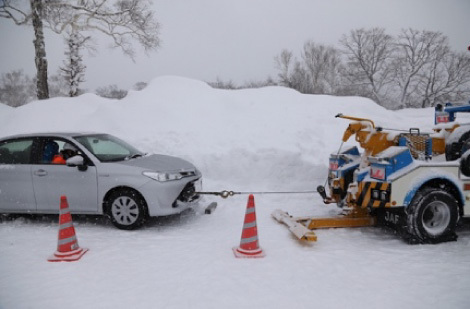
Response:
406,188,458,243
461,150,470,177
446,131,470,161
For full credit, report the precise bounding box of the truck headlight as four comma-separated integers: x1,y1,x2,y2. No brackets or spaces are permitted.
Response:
143,171,183,182
372,189,380,200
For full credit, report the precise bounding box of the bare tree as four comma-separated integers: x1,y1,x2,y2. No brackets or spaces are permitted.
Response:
48,70,72,98
0,70,36,107
274,45,342,95
1,0,160,100
301,41,343,94
340,28,394,105
96,84,128,99
241,77,277,89
274,49,294,88
133,81,148,91
392,29,449,107
289,61,313,94
419,51,470,107
273,28,469,109
208,77,237,90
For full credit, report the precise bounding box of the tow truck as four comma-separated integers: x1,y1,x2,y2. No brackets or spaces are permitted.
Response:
273,106,470,244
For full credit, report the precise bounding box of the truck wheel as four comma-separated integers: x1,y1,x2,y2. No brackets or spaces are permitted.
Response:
106,189,148,230
461,150,470,177
446,131,470,161
406,188,458,243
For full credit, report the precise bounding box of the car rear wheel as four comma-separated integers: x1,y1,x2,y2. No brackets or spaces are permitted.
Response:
107,189,148,230
406,188,458,243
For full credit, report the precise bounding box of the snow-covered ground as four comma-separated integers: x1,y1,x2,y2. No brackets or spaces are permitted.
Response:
1,76,469,309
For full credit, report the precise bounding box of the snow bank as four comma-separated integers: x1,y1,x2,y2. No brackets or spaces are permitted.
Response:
0,102,13,125
0,76,416,189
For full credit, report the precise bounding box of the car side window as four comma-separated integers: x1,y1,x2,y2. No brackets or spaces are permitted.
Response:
40,138,82,165
41,139,60,163
0,139,34,164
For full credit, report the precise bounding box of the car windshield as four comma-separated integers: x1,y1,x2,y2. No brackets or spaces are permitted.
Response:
74,134,145,162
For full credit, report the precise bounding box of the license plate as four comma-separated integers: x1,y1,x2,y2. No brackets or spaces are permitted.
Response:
371,166,385,180
329,161,339,171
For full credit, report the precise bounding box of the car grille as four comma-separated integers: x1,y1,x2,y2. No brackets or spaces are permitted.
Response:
172,180,200,208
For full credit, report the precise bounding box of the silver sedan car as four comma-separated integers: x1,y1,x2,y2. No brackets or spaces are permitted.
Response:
0,133,202,229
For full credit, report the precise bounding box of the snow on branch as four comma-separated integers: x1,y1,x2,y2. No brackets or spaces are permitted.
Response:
0,0,31,25
44,0,160,59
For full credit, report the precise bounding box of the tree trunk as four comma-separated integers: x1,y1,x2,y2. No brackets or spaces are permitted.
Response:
30,0,49,100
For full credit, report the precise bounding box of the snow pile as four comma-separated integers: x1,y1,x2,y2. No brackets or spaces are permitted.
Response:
0,76,432,190
0,102,13,123
1,76,469,309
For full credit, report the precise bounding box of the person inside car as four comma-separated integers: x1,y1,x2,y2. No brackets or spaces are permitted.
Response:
52,143,78,164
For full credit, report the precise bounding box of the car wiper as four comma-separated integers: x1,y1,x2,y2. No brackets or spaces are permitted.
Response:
125,153,145,160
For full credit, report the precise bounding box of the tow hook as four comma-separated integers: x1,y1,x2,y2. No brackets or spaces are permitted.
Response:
317,185,335,204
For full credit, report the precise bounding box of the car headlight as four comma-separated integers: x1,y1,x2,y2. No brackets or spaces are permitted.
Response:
143,171,184,182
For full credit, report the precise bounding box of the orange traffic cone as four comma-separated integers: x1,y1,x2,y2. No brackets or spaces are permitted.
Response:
48,196,88,262
233,194,265,258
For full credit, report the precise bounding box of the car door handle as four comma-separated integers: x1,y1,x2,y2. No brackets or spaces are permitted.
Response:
34,169,48,177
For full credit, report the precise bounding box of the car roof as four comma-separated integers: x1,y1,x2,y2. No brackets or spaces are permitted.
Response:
0,132,104,141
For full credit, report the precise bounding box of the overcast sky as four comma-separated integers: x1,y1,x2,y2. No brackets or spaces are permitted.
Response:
0,0,469,91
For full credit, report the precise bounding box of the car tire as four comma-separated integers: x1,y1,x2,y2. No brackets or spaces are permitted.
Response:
106,189,148,230
406,188,459,243
446,131,470,161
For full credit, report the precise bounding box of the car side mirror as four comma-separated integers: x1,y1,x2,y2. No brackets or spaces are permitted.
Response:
461,150,470,177
66,155,88,171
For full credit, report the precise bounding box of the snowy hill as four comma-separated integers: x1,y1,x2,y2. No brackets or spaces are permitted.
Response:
0,102,13,123
0,76,439,189
1,76,469,309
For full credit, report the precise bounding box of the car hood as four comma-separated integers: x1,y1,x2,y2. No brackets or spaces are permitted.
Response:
117,154,197,172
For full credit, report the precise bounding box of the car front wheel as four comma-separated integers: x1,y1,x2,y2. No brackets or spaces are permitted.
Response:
106,189,148,230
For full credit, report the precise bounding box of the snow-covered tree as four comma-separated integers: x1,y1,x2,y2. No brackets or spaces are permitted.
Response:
392,29,448,107
60,29,88,97
274,44,343,95
275,49,294,88
301,41,343,94
0,70,36,107
0,0,160,100
340,28,395,106
274,28,470,109
96,84,128,99
133,81,148,91
418,50,470,107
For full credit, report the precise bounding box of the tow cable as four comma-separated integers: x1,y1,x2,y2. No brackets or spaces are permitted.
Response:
197,189,323,214
196,189,319,199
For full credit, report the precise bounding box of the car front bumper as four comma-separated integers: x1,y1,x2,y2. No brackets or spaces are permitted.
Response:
141,177,202,217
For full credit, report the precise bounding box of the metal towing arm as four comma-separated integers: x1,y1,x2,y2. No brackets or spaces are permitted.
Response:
272,114,383,241
336,114,396,157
